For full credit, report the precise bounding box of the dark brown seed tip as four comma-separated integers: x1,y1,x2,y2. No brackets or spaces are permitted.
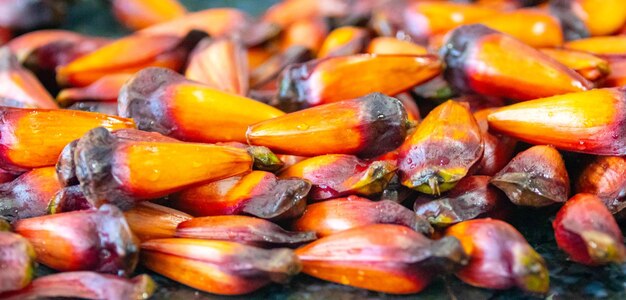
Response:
242,178,311,220
74,127,131,209
118,67,184,134
549,0,590,41
358,93,409,158
56,139,78,186
440,24,499,95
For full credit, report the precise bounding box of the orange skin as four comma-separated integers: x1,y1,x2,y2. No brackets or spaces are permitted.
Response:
317,26,369,58
172,171,276,216
13,205,139,276
443,25,591,101
292,195,432,237
446,219,549,293
576,156,626,213
248,93,409,158
278,54,442,106
280,18,328,54
72,127,253,209
0,48,57,109
279,154,396,201
56,74,132,106
58,34,179,72
0,167,61,220
477,9,564,48
123,202,192,242
404,1,499,40
570,0,626,36
473,108,516,176
540,48,610,81
398,101,483,195
141,239,301,295
297,259,430,294
57,34,185,86
487,87,626,155
295,224,466,294
139,8,249,38
491,145,570,207
113,141,252,198
366,37,428,55
185,38,248,96
0,107,134,172
553,194,626,265
161,83,284,142
63,52,182,89
119,68,284,143
111,0,187,31
176,215,316,246
171,170,309,220
564,36,626,57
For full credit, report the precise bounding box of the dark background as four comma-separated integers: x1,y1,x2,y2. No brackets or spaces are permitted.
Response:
51,1,626,299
